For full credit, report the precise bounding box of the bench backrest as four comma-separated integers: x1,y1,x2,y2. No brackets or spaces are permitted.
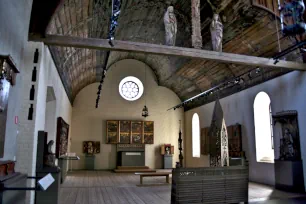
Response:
135,173,170,176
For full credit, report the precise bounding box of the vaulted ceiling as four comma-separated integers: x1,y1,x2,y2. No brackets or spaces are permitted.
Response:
30,0,302,109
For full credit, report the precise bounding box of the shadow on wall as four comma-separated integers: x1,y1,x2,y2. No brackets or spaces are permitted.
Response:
155,146,162,168
109,145,116,169
241,124,250,160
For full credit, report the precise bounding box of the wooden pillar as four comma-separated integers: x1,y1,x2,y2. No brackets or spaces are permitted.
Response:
191,0,202,49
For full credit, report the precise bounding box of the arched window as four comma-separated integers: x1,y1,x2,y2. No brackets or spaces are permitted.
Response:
192,113,200,158
254,92,274,163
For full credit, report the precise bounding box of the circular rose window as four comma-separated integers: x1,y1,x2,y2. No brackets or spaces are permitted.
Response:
119,76,144,101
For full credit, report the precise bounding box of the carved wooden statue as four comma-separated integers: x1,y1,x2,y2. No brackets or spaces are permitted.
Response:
210,14,223,52
44,140,56,167
281,128,295,158
164,6,177,46
280,0,306,35
273,110,301,161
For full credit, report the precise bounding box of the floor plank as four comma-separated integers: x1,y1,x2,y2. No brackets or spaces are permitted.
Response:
59,170,305,204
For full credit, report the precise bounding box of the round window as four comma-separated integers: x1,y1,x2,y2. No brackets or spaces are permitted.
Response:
119,76,144,101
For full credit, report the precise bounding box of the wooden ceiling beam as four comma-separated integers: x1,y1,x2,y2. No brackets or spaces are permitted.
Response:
29,34,306,71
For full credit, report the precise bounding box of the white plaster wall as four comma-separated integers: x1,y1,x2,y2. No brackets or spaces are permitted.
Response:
71,59,184,170
185,71,306,189
34,45,72,147
0,0,33,161
45,101,57,152
13,42,72,204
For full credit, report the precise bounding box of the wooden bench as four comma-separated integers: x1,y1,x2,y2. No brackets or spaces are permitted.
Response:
135,172,171,185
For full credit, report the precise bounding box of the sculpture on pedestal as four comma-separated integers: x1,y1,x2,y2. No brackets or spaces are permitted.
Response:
281,128,295,158
273,110,301,161
164,6,177,46
210,14,223,52
44,140,56,167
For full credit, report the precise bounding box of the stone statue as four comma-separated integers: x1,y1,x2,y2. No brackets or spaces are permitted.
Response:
280,0,306,35
164,6,177,46
87,141,94,155
210,14,223,52
44,140,56,167
165,146,170,155
280,128,295,159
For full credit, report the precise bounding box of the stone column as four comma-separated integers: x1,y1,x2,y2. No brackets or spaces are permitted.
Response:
191,0,203,49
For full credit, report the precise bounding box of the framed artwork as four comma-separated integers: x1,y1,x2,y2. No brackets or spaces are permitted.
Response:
55,117,69,158
144,121,154,144
83,141,100,154
227,124,242,157
119,121,131,144
106,121,119,144
144,133,154,144
131,121,143,144
201,127,210,155
106,120,154,144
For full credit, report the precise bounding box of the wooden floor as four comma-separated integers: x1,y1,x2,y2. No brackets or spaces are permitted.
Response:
59,171,305,204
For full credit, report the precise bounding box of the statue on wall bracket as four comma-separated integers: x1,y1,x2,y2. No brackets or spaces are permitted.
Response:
273,110,301,161
210,14,223,52
44,140,56,167
279,0,306,36
164,6,177,46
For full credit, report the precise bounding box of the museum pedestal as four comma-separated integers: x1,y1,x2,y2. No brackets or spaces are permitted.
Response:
85,155,95,170
58,159,68,183
163,155,173,169
35,166,61,204
275,160,305,192
0,172,27,204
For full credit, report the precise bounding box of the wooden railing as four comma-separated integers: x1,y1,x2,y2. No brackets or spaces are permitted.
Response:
252,0,285,16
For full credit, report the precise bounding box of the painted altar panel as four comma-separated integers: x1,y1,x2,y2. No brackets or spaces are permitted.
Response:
119,121,131,144
144,121,154,144
56,117,69,158
228,124,242,157
201,127,209,155
131,121,143,144
106,121,119,144
106,120,154,144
